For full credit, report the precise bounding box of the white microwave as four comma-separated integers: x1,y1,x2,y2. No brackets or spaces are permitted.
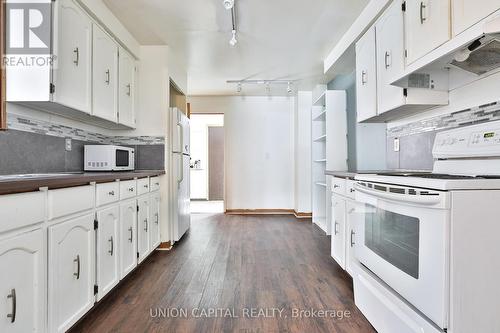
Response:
84,145,135,171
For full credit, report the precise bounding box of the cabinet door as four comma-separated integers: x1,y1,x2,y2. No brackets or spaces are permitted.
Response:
96,206,120,301
149,193,161,250
118,48,136,128
345,201,358,276
49,214,95,333
53,0,92,113
0,230,45,333
120,199,137,278
376,0,406,114
453,0,500,35
137,196,150,263
331,195,346,269
92,24,118,122
405,0,451,64
355,27,377,122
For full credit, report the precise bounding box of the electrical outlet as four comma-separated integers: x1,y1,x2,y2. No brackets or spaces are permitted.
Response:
393,138,400,152
65,138,72,151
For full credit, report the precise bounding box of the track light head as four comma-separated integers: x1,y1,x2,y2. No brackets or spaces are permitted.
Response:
229,30,238,47
223,0,234,10
287,82,292,94
237,83,242,93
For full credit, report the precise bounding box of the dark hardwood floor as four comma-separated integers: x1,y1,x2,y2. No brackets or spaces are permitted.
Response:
69,214,375,333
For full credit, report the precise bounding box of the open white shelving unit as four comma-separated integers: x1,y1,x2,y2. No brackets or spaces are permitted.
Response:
311,85,348,235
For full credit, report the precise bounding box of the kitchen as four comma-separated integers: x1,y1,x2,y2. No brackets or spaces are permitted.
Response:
1,0,500,332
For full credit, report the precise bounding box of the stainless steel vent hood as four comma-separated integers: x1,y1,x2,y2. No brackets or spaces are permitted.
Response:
450,35,500,75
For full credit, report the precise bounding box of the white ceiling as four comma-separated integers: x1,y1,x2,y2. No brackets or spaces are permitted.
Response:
103,0,368,96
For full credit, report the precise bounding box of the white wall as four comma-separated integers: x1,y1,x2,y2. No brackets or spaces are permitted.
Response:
188,96,295,210
294,92,312,214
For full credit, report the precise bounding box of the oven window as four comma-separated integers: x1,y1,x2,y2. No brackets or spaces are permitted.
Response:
365,204,420,279
116,150,130,167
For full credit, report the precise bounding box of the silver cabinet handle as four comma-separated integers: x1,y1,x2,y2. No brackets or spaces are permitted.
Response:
350,188,355,193
361,70,367,85
73,255,80,279
334,221,339,235
108,236,114,256
350,230,356,247
73,47,79,66
155,182,160,186
105,70,110,84
6,289,16,323
144,184,149,189
126,84,131,96
348,208,355,214
333,184,340,189
108,190,115,196
128,227,133,242
384,51,391,69
128,187,134,192
420,2,427,24
144,219,148,232
155,213,159,224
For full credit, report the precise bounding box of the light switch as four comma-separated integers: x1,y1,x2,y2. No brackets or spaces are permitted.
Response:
393,138,400,152
65,138,72,151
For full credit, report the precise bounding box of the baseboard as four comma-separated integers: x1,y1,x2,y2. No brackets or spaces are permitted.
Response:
157,241,172,251
225,209,312,219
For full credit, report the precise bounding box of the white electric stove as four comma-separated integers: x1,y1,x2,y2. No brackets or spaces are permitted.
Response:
351,120,500,333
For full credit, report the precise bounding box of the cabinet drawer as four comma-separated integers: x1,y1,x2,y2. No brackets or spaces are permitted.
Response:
150,176,160,192
346,180,356,199
137,178,150,195
48,185,94,220
0,191,46,234
96,182,120,207
120,180,137,200
331,177,346,195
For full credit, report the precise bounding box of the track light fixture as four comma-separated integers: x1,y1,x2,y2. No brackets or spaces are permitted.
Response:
287,82,292,94
223,0,234,10
229,30,237,47
237,82,242,93
227,80,296,95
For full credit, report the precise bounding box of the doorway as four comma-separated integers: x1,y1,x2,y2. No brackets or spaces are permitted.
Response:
190,114,224,213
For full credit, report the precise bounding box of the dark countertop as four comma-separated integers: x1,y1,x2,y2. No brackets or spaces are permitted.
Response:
325,169,430,180
0,170,166,195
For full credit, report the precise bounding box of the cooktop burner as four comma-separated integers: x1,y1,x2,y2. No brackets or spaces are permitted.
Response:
377,173,500,179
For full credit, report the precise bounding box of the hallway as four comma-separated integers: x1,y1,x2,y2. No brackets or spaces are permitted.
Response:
69,214,375,333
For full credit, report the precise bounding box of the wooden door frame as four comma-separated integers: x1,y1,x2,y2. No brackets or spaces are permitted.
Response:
1,0,6,130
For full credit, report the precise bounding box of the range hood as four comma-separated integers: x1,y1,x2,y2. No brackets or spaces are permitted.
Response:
450,35,500,75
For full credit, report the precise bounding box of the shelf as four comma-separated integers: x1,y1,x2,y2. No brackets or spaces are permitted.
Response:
315,182,327,187
314,159,326,163
313,134,326,142
312,91,326,106
312,110,326,121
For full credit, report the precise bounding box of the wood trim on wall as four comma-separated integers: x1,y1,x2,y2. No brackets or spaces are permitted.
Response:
0,0,6,130
225,209,312,219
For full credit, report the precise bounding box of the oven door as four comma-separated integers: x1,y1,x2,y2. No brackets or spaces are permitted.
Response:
353,182,450,329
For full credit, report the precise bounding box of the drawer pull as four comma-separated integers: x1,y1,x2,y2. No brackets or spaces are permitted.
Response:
155,182,160,186
333,184,340,189
73,255,80,279
6,289,16,323
144,184,149,189
108,236,114,256
350,188,355,193
108,190,115,196
128,227,133,242
128,187,134,192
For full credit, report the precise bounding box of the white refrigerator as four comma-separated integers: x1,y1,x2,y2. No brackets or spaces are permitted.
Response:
170,108,191,242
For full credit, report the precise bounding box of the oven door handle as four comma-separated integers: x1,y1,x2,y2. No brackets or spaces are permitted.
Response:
354,184,442,206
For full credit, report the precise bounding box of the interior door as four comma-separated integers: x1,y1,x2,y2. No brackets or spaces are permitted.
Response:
376,0,406,114
96,206,120,300
355,26,377,122
53,0,92,113
120,199,137,278
0,229,45,333
48,214,95,333
149,193,161,249
453,0,500,35
405,0,451,64
118,47,135,127
137,196,150,263
92,24,118,122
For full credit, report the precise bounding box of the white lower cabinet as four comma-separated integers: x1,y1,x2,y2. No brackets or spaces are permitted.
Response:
119,199,137,278
137,196,150,263
96,206,120,301
48,214,95,333
331,194,346,268
149,193,161,250
0,229,45,333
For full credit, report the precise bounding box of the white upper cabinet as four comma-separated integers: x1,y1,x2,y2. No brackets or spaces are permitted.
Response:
376,1,407,114
118,48,136,128
96,206,120,301
404,0,451,64
355,26,377,122
92,24,119,122
0,230,45,333
453,0,500,35
53,0,92,114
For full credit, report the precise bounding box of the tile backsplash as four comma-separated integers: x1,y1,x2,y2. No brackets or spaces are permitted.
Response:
386,101,500,170
0,113,166,175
